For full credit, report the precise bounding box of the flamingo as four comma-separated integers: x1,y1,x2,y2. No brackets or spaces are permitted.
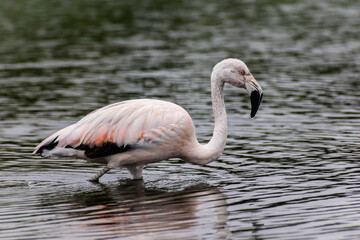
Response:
33,58,263,182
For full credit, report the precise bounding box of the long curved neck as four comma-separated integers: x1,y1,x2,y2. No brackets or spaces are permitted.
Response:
185,76,228,165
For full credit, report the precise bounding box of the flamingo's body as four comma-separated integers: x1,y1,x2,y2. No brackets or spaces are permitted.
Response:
34,58,263,181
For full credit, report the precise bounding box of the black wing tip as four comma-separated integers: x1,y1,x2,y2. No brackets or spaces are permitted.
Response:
34,136,140,158
34,136,59,155
33,149,41,155
72,142,137,159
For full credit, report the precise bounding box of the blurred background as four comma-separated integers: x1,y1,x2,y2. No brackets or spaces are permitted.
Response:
0,0,360,239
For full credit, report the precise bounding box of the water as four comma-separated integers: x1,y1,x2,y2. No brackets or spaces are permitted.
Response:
1,0,360,239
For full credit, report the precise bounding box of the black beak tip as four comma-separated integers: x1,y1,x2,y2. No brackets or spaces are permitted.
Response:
250,91,263,118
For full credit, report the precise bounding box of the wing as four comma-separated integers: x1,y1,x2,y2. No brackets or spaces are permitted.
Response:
34,99,190,158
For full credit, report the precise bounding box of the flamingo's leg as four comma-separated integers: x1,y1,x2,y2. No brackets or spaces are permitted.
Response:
88,166,112,182
126,165,144,179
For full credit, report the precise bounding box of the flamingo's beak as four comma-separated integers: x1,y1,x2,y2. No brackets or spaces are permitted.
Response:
245,78,263,118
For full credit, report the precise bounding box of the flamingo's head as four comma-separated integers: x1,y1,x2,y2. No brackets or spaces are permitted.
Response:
212,58,263,118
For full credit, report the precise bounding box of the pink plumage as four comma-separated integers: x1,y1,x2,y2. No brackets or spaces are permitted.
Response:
34,99,190,157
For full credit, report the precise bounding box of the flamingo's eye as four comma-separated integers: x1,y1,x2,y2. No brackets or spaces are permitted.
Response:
239,70,245,75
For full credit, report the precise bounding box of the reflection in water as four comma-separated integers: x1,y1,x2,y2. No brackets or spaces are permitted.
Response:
39,182,231,239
